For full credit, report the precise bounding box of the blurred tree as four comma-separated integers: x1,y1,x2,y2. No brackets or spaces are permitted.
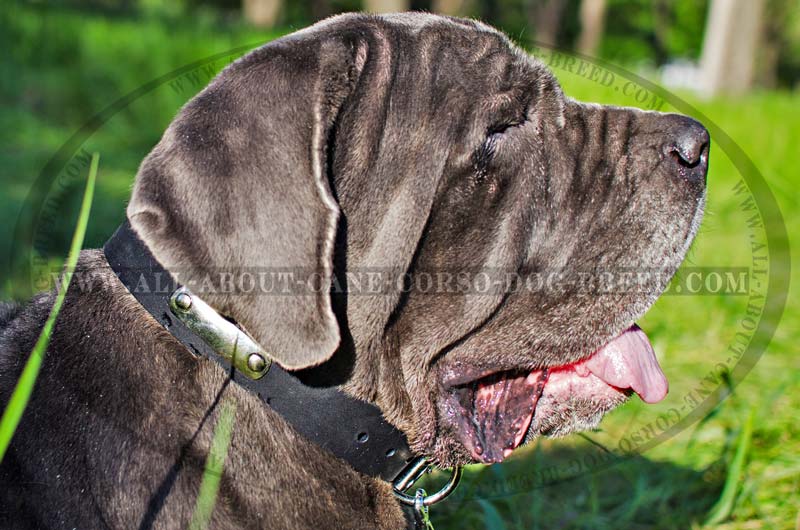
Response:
599,0,709,65
576,0,606,56
363,0,410,12
528,0,569,47
28,0,800,87
243,0,282,26
479,0,498,23
760,0,800,89
700,0,765,95
309,0,333,20
433,0,471,16
651,0,670,64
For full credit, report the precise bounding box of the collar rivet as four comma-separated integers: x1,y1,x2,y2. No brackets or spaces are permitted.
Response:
173,292,193,311
247,353,267,372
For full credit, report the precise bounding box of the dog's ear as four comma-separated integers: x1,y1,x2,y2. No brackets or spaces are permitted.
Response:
127,32,367,369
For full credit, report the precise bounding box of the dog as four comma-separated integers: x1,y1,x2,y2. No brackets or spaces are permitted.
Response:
0,12,708,530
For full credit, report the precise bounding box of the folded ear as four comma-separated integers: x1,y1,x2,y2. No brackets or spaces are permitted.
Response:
127,31,367,369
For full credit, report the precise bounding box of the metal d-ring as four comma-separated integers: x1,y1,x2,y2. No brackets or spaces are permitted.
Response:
392,457,462,507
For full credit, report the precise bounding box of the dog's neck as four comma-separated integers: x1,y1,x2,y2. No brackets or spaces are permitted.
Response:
103,220,415,482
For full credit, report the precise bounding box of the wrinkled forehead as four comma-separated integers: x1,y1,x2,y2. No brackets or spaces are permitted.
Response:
316,12,558,96
396,15,554,85
377,16,564,121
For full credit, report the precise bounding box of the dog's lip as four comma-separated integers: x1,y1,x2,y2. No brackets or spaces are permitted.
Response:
439,355,590,391
440,365,510,389
437,325,632,390
438,323,666,395
436,323,669,463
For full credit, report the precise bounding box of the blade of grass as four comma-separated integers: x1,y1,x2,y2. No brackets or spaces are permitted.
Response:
477,498,508,530
0,152,99,462
687,371,735,451
530,439,542,530
704,407,755,526
189,400,237,530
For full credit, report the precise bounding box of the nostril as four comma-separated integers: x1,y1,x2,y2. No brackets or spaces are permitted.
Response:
670,140,708,168
664,116,710,169
658,114,710,183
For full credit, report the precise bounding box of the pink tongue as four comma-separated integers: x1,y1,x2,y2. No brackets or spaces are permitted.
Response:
580,324,668,403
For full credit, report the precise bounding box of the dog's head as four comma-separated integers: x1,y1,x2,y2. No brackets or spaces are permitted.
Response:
128,13,708,467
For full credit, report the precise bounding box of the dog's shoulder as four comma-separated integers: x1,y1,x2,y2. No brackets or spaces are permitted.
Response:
0,291,54,393
0,301,22,328
0,249,162,527
0,249,127,380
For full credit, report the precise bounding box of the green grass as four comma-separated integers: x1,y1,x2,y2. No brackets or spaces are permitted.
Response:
705,408,755,526
189,401,238,530
3,5,799,529
0,152,98,461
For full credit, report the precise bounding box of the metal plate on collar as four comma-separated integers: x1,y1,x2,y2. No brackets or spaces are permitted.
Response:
169,287,271,380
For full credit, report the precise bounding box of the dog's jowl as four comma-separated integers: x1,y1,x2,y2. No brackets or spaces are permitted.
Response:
0,13,708,530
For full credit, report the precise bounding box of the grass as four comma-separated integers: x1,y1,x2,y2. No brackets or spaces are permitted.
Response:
0,152,98,461
705,408,756,526
189,401,238,530
3,5,799,529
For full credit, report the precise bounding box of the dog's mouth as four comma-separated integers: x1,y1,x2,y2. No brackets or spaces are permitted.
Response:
438,324,668,463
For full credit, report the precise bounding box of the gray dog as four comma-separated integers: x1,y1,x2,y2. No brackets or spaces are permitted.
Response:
0,12,708,530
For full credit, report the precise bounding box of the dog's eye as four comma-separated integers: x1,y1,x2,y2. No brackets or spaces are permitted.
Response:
486,119,524,136
472,118,526,181
476,119,523,161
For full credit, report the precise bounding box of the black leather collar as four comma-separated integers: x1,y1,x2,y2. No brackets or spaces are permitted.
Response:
103,220,414,482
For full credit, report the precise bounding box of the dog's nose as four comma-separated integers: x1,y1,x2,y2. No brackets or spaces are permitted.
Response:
663,115,709,182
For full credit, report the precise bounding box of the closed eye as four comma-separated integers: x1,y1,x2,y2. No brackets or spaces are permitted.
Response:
472,114,528,181
475,118,526,165
486,118,525,136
